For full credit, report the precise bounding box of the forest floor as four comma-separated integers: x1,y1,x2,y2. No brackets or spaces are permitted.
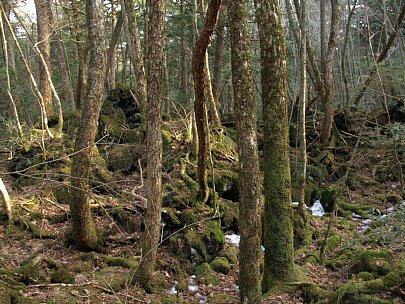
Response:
0,112,404,304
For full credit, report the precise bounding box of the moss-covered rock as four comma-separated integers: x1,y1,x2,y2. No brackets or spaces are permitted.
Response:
103,145,136,172
90,146,114,192
195,262,219,285
357,271,374,281
204,220,225,256
218,246,238,265
184,229,208,263
210,257,231,274
325,234,341,253
111,207,137,233
219,199,239,231
351,250,392,275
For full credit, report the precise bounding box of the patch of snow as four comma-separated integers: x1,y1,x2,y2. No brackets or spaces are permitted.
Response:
387,207,394,214
168,281,178,295
352,212,362,219
225,234,240,247
310,200,325,217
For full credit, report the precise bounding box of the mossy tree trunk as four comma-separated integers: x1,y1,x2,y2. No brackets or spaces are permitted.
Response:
70,0,106,251
228,1,262,303
192,0,221,203
255,0,295,292
34,0,53,115
135,0,165,289
105,9,122,92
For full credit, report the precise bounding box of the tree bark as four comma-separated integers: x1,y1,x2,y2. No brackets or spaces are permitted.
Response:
135,0,165,289
192,0,221,203
105,10,122,92
212,6,225,115
70,0,106,251
122,0,147,114
320,0,341,143
34,0,53,115
228,1,262,303
46,0,75,111
255,0,296,291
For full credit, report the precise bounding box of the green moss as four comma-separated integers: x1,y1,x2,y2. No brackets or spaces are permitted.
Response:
176,278,189,292
218,247,238,265
184,229,208,262
386,193,402,203
104,145,135,172
195,262,219,285
219,199,239,230
357,272,374,281
162,129,174,152
162,208,181,226
204,221,225,255
124,129,144,144
111,206,137,233
325,234,341,253
101,255,139,269
340,202,370,218
180,209,198,225
351,250,392,275
17,263,46,285
382,271,402,288
50,266,75,284
210,257,231,274
208,293,236,303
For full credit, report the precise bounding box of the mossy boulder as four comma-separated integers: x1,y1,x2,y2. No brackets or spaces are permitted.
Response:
204,220,225,256
213,170,239,202
210,257,231,274
90,146,114,192
219,198,239,231
218,246,238,265
325,234,341,253
351,250,392,275
111,206,137,233
195,262,219,285
184,229,208,263
103,145,136,172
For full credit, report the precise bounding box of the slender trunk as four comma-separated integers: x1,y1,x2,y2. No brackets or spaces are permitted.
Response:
192,0,222,203
135,0,166,289
70,0,106,251
228,1,262,302
122,0,148,114
320,0,341,143
105,10,122,92
212,7,224,114
46,0,75,111
34,0,53,114
0,178,12,223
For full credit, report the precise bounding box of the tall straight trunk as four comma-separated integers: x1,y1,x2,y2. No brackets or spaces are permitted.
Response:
135,0,165,289
34,0,53,115
255,0,295,291
70,0,106,251
46,0,75,111
228,1,262,303
2,1,16,76
105,10,122,92
212,6,224,114
70,0,87,109
341,0,358,106
297,0,308,217
192,0,221,203
180,0,189,101
320,0,326,75
122,0,147,114
320,0,341,143
0,5,23,137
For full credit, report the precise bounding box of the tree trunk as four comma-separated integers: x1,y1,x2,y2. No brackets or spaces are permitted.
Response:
70,0,106,251
46,0,75,111
192,0,221,203
212,6,225,115
320,0,341,143
135,0,165,289
122,0,148,114
34,0,53,115
105,10,122,92
255,0,296,291
0,178,12,223
228,1,262,303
